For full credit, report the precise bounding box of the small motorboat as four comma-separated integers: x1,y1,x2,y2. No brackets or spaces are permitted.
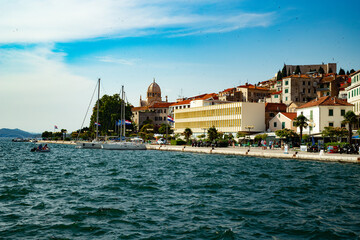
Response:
31,144,50,152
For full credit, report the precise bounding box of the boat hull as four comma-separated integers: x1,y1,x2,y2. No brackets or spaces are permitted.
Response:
101,142,146,150
76,142,102,149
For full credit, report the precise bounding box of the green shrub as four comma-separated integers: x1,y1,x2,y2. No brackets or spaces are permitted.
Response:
171,139,186,145
325,142,348,148
217,139,229,147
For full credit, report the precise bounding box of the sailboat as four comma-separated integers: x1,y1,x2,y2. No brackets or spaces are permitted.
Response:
101,86,146,150
76,78,103,149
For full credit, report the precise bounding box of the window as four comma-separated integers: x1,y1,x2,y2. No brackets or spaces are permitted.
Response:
270,113,275,117
329,109,333,116
282,122,285,129
308,89,310,93
285,97,288,101
303,81,305,85
308,81,310,86
164,109,166,113
310,110,313,120
329,122,334,127
341,109,345,116
274,122,277,127
274,95,279,98
302,88,305,93
285,80,289,85
285,88,289,93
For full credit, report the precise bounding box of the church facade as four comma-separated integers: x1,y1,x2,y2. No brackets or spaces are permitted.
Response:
132,79,173,129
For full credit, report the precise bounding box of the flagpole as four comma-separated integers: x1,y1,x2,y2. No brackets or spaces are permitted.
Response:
166,116,168,144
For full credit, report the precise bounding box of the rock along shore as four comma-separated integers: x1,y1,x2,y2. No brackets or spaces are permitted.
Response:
146,144,360,164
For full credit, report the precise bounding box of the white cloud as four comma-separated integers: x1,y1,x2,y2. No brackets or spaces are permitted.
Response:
96,56,138,65
0,0,275,43
0,45,96,132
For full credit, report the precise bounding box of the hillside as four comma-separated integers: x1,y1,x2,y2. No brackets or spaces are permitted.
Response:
0,128,38,138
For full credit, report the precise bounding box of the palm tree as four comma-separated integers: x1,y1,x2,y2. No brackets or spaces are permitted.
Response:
208,126,218,142
342,111,358,144
183,128,193,142
293,114,308,143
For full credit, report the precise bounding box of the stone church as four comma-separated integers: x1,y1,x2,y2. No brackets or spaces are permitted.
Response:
132,79,173,128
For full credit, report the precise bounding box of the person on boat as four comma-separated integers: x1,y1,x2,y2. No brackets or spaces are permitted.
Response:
38,144,43,150
43,144,48,150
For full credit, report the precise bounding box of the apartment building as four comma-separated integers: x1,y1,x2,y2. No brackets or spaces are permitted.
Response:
173,102,265,136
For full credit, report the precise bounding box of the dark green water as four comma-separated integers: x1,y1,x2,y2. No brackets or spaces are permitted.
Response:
0,140,359,239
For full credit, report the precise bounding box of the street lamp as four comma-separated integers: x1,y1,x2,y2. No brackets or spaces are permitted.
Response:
245,125,254,149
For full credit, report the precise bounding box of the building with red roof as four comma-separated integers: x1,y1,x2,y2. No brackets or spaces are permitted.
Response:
132,79,174,128
296,96,353,135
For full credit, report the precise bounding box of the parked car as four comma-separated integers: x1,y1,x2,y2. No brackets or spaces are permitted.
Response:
157,138,166,144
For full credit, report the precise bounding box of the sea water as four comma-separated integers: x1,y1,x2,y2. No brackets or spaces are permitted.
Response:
0,139,359,239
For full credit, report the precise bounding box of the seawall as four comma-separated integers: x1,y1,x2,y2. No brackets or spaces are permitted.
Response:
146,145,360,164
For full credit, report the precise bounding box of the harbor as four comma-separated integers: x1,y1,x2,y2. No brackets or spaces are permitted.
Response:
37,140,360,164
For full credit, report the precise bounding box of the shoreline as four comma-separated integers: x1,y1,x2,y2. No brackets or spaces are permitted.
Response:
38,140,360,164
146,145,360,164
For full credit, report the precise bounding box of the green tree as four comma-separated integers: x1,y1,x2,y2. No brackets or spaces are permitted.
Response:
350,69,355,74
329,68,333,73
318,66,325,74
282,64,287,78
275,128,298,141
236,131,247,144
293,114,308,143
295,65,301,74
182,128,193,142
342,110,358,144
321,127,348,142
139,123,154,140
41,131,53,139
277,70,283,80
208,126,218,142
158,123,173,135
339,68,345,75
89,94,132,137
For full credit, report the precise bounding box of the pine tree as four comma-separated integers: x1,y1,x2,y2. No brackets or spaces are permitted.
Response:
282,64,287,77
350,69,355,74
318,66,325,74
329,68,333,73
277,70,283,80
295,65,301,74
339,68,345,75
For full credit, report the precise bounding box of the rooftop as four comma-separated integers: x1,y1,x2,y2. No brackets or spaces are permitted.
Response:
297,96,353,109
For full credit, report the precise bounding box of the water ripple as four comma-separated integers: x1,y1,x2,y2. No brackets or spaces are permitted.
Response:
0,140,359,239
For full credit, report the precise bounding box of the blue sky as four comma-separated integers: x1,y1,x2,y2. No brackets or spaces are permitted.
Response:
1,0,359,132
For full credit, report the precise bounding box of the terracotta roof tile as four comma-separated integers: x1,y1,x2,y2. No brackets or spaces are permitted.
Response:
281,112,297,120
297,96,353,109
220,87,236,93
237,84,270,91
349,70,360,77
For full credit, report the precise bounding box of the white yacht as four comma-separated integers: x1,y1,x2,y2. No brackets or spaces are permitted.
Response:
101,86,146,150
76,78,103,149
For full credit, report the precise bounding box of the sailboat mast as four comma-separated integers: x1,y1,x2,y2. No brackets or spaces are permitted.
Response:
121,85,125,141
96,78,100,141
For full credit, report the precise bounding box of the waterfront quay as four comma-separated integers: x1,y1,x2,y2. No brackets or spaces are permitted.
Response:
38,140,360,163
147,144,360,164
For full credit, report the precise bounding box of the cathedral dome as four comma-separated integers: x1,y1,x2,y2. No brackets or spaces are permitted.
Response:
147,79,161,94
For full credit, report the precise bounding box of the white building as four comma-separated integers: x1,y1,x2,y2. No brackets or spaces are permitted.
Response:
345,70,360,114
174,102,265,136
296,96,353,135
269,112,297,132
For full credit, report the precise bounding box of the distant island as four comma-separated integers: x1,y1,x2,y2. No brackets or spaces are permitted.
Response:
0,128,39,138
